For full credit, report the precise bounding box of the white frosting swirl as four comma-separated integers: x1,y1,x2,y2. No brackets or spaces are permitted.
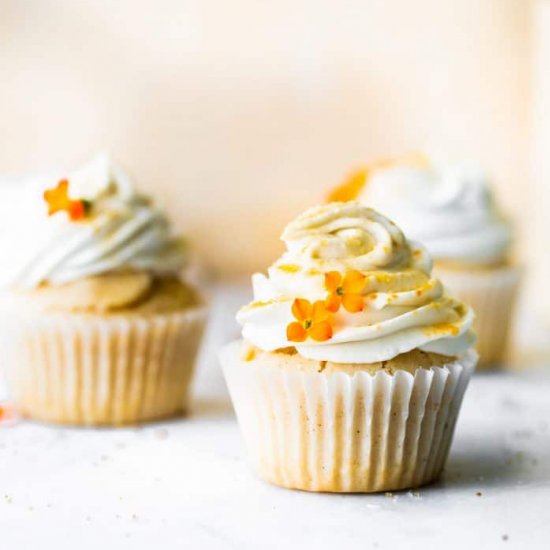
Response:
237,202,475,363
357,156,512,264
12,154,185,289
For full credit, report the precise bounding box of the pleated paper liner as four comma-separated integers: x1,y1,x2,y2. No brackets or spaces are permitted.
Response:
434,264,521,369
221,340,477,493
2,306,207,426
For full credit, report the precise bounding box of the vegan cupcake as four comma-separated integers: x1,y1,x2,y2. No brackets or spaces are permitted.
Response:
0,155,207,425
220,202,477,493
329,154,520,368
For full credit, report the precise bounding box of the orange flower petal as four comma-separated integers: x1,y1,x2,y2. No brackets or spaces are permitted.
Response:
342,270,366,294
324,271,342,293
311,300,330,323
326,168,368,203
309,321,333,342
287,322,307,342
291,298,312,322
68,200,86,221
0,401,18,426
44,179,71,216
325,293,341,313
342,293,364,313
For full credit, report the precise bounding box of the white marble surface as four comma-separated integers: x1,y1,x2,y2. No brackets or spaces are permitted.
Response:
1,282,549,549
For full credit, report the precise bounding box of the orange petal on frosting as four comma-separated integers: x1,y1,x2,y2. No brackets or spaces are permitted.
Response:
44,179,71,216
68,200,86,221
324,271,342,293
342,270,366,294
287,322,307,342
342,293,364,313
309,321,333,342
325,293,341,313
311,300,330,323
291,298,312,322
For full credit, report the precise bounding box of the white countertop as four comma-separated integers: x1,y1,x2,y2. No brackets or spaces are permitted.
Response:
1,282,549,550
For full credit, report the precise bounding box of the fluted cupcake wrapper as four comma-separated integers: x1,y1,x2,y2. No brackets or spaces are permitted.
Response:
1,307,207,426
221,341,477,493
434,264,522,368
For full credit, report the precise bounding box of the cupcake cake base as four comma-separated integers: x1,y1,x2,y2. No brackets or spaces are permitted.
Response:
434,263,521,369
2,307,207,426
221,341,477,493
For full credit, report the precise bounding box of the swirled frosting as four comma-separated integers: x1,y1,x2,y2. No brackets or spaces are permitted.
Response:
12,154,185,289
237,202,475,363
356,155,512,265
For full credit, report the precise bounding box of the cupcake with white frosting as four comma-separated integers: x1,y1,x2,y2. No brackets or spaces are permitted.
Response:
329,154,521,368
0,155,207,425
220,202,477,493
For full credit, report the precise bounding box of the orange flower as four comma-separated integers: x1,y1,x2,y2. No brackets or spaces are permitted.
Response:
0,402,18,426
287,298,333,342
326,153,430,203
324,270,366,313
44,179,89,221
326,168,368,203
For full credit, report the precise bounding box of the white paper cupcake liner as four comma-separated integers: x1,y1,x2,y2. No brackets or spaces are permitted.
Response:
434,264,522,368
1,306,207,425
220,340,477,493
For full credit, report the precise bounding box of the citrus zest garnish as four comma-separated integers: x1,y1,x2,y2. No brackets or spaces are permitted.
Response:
287,298,333,342
277,264,300,273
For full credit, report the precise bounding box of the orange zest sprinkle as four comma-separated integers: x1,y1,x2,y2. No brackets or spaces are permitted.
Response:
287,298,333,343
326,168,368,203
43,179,89,221
277,264,300,273
424,323,460,337
324,270,366,313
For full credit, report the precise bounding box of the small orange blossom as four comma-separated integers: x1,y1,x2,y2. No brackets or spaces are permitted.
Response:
0,402,18,426
326,153,430,203
326,168,368,203
325,270,366,313
44,179,89,221
287,298,333,342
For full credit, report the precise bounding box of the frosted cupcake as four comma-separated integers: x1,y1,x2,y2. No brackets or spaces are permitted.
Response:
220,202,477,493
329,154,520,368
0,155,207,425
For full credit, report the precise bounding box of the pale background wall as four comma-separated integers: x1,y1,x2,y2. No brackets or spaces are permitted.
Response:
0,0,536,283
532,0,550,322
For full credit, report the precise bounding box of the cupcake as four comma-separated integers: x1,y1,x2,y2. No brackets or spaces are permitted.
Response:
0,155,207,425
220,202,477,493
329,153,521,368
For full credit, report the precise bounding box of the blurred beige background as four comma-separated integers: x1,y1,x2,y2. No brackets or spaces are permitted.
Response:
0,0,541,302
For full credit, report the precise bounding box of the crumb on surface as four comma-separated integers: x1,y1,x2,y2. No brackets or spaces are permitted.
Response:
155,429,169,440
